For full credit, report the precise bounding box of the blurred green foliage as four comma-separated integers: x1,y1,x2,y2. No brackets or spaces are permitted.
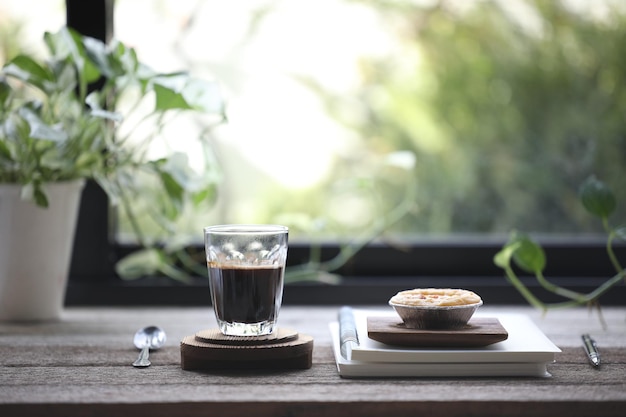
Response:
4,0,624,243
299,0,626,235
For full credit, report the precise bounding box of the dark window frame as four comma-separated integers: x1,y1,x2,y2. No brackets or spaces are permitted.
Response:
64,0,626,307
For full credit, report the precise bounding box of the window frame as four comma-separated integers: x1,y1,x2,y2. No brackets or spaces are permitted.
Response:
64,0,626,307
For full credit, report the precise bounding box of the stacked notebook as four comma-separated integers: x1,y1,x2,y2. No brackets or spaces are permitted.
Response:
329,308,561,378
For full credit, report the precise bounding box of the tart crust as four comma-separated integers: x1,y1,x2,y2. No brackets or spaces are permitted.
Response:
390,288,482,307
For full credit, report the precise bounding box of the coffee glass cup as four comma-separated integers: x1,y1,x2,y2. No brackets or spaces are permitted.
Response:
203,224,288,336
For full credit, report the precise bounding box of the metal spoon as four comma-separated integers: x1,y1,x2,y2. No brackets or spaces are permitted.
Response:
132,325,166,368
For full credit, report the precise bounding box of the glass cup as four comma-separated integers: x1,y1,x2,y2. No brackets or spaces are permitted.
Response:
204,224,288,336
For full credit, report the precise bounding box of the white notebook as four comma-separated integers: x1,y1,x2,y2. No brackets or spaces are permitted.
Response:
329,309,561,378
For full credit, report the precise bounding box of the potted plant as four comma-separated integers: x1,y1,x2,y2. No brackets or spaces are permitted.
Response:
0,27,225,321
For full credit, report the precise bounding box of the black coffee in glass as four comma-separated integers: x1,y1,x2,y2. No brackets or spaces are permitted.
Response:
208,264,284,325
204,224,288,337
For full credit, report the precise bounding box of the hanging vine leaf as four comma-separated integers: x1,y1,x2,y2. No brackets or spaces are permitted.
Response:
508,233,546,275
580,176,616,219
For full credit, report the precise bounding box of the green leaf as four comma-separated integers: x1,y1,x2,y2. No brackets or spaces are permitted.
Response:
106,39,140,79
493,242,517,269
150,73,224,113
115,248,163,279
18,107,68,142
40,147,71,171
0,140,13,161
159,170,185,210
152,79,193,110
82,35,114,79
135,63,159,93
21,182,49,208
20,182,34,201
191,184,217,207
86,91,123,122
52,60,80,93
2,55,53,91
509,233,546,274
75,152,101,172
2,111,30,144
579,176,616,219
156,153,195,201
44,28,101,85
0,75,12,104
32,184,49,207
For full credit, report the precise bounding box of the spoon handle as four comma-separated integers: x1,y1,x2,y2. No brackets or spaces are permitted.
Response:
133,346,151,368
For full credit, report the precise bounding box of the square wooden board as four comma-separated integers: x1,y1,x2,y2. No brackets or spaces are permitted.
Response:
367,316,509,347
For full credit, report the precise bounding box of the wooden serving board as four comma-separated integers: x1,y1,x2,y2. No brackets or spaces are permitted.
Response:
367,316,508,347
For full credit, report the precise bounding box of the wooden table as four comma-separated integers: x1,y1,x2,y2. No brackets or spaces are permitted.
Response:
1,306,625,417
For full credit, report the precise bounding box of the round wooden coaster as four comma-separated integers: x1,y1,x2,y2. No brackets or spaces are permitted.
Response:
180,331,314,370
195,327,299,346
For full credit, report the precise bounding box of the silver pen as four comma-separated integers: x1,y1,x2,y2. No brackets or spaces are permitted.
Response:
339,306,359,360
581,334,600,367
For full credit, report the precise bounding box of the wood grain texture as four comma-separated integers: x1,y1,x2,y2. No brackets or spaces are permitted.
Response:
180,329,314,370
367,316,509,347
1,306,625,417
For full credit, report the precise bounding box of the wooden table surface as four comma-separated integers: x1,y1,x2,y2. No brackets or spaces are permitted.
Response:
1,305,625,417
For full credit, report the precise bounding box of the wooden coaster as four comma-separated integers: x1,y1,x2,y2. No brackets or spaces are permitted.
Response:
180,327,314,370
194,327,299,346
367,316,509,347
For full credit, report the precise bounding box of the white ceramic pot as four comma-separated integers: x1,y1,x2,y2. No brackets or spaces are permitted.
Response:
0,180,85,321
